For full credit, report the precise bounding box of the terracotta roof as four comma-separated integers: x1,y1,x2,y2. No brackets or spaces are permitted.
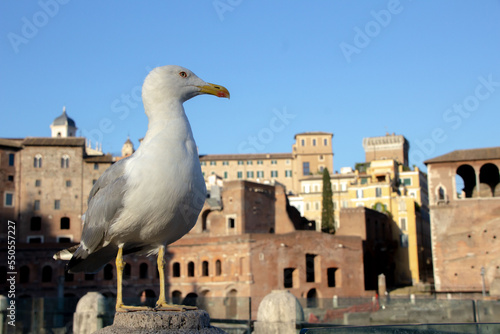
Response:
23,137,85,147
0,138,23,148
84,154,114,163
199,153,293,161
424,146,500,164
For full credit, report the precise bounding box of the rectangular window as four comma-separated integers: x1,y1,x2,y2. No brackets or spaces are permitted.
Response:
376,187,382,197
400,218,407,231
271,170,278,178
257,171,264,178
247,160,252,165
228,217,235,229
238,161,244,165
210,161,216,166
200,161,206,166
327,268,338,287
356,189,363,199
94,163,99,170
66,180,72,187
237,171,243,179
400,233,409,248
324,138,328,146
301,139,305,146
223,161,229,166
34,200,40,211
284,268,295,288
285,170,292,177
7,175,13,182
4,192,14,207
224,171,228,179
312,139,316,146
247,171,254,178
342,200,349,208
54,200,60,210
341,183,347,191
257,160,263,165
303,162,310,175
35,180,41,187
306,254,316,282
401,178,412,186
360,178,368,184
271,160,277,165
8,153,15,166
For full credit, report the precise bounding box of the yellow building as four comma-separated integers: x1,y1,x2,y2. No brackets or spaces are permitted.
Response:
297,134,432,286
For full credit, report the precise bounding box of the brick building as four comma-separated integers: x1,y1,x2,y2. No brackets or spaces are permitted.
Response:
425,147,500,296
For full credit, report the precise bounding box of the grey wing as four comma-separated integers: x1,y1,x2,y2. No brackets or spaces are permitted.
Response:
87,157,129,205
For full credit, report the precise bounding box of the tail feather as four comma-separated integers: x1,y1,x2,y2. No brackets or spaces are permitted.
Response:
67,245,118,274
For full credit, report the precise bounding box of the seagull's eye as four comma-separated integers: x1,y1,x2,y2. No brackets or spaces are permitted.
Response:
179,71,188,78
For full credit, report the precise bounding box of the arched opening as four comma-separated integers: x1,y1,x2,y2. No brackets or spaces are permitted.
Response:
172,290,182,305
41,266,52,283
60,217,70,230
456,164,476,198
215,260,222,276
140,289,156,307
183,293,198,307
480,163,500,197
104,264,113,280
20,266,30,283
437,186,446,201
306,288,318,308
202,261,209,277
225,289,238,319
187,262,195,277
139,263,148,279
201,210,210,232
172,262,181,277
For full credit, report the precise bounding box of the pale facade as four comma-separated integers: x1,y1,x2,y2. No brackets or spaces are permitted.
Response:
199,132,333,195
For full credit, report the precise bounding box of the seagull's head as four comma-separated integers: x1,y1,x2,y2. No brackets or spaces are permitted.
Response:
142,65,230,107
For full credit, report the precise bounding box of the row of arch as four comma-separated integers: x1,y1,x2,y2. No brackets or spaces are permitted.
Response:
172,259,223,278
455,163,500,198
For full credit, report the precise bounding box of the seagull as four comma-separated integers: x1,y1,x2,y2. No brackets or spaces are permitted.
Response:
54,65,229,311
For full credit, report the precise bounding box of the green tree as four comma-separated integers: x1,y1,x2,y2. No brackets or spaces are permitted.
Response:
321,167,335,234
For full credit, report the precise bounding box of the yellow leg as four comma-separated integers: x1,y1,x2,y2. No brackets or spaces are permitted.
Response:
115,245,152,312
155,245,196,311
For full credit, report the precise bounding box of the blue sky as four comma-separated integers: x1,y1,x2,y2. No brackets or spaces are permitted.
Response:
1,1,499,171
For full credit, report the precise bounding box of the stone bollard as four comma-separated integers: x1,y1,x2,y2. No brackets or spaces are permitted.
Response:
73,292,106,334
94,310,226,334
253,290,304,334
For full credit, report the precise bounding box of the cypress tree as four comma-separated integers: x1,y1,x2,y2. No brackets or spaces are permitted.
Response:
321,167,335,234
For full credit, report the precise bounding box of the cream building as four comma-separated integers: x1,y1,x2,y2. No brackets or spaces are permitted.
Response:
199,132,333,195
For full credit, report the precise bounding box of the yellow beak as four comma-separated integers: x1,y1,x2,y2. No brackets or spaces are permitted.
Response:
198,83,230,99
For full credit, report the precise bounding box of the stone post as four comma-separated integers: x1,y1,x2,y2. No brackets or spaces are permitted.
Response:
253,290,304,334
378,274,386,298
94,310,226,334
73,292,105,334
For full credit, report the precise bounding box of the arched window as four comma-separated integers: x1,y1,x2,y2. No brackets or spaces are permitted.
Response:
172,290,182,305
60,217,70,229
104,264,113,280
139,263,148,279
34,154,42,168
20,266,30,283
215,260,222,276
202,261,209,277
225,289,238,319
172,262,180,277
438,186,446,201
187,262,195,277
480,163,500,197
61,155,70,168
456,164,476,198
42,266,52,283
306,288,318,308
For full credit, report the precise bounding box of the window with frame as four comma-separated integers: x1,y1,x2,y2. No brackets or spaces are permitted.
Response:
34,155,42,168
312,139,316,146
356,189,363,199
400,217,407,231
376,187,382,197
66,180,72,187
257,171,264,178
257,160,263,165
35,179,41,187
247,160,252,165
400,178,412,186
271,170,278,178
61,155,69,168
247,171,254,178
271,160,277,165
285,170,292,177
222,161,229,166
94,163,99,170
4,192,14,207
210,161,216,166
8,153,15,166
303,162,310,175
54,200,61,210
237,161,244,165
200,161,206,166
224,171,228,179
34,200,40,211
237,171,243,179
324,138,328,146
